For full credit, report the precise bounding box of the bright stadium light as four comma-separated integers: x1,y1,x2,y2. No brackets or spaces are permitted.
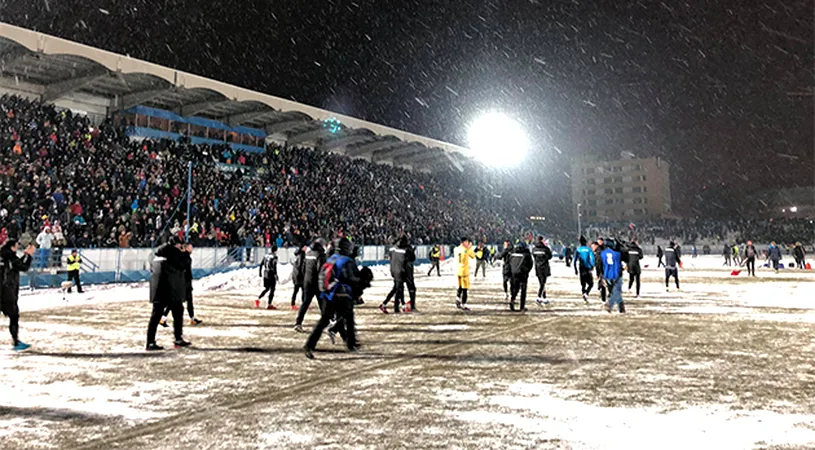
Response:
467,112,529,167
790,206,798,213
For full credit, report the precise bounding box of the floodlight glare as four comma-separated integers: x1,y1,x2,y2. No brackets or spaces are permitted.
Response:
467,112,529,167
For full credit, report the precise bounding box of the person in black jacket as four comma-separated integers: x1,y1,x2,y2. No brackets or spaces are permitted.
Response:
564,245,573,268
305,238,363,359
745,240,759,276
160,243,201,327
403,240,417,312
474,242,488,278
257,245,279,309
427,244,442,277
381,236,410,314
290,246,306,310
625,240,643,297
498,240,513,300
593,238,607,304
509,241,534,311
793,242,806,270
294,239,326,332
1,239,35,351
531,236,552,305
146,237,191,350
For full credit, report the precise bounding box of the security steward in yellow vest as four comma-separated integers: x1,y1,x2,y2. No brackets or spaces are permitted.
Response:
66,249,83,293
427,245,442,277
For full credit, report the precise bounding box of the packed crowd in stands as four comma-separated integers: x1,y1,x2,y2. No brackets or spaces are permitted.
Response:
0,95,528,251
583,218,813,247
2,95,811,254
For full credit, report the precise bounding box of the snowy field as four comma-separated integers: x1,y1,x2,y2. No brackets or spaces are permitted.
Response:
1,255,814,449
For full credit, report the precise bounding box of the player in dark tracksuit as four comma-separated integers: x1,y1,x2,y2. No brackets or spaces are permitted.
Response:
767,242,782,273
509,241,533,311
531,236,552,304
625,240,643,297
793,242,806,270
1,239,35,351
745,241,758,276
593,239,607,304
294,240,326,332
664,241,681,291
573,236,595,303
257,246,279,309
498,240,513,300
381,236,412,314
290,246,306,309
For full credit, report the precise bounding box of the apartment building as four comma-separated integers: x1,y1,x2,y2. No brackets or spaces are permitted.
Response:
571,156,671,221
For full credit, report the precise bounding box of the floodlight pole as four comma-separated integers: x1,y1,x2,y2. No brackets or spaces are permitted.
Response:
576,203,582,239
185,161,192,243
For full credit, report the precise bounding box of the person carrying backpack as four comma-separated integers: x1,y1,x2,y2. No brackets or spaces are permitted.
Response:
304,238,364,359
257,246,279,309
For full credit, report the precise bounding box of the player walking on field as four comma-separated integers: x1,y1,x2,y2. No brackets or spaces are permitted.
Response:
454,237,475,310
573,236,595,304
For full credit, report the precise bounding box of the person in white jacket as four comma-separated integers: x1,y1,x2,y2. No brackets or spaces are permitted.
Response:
35,227,54,268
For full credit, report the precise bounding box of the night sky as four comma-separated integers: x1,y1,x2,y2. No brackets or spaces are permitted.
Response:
2,0,813,218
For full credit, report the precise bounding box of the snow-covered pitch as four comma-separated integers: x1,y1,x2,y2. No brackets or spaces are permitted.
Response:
2,255,814,449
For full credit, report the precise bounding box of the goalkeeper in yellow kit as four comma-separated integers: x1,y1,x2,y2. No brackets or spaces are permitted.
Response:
454,237,476,310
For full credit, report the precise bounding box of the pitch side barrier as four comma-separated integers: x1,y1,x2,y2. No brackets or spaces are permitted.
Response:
19,244,461,289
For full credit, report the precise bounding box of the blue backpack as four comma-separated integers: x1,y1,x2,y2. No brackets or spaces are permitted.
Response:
318,254,352,302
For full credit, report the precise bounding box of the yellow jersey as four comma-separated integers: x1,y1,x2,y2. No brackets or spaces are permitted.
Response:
455,245,475,277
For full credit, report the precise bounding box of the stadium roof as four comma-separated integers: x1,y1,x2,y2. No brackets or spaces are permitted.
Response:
0,22,469,171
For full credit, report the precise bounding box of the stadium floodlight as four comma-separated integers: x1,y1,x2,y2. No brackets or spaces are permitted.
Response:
790,206,798,213
467,112,529,167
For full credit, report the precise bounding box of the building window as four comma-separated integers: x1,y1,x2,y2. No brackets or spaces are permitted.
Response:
603,177,612,183
635,164,642,171
589,210,597,217
588,199,597,206
633,198,643,204
587,189,596,195
615,187,623,194
586,168,595,175
605,199,614,205
632,186,642,193
641,175,647,182
586,179,595,185
613,176,622,183
633,208,644,215
643,186,647,192
604,188,613,194
612,166,622,172
615,198,625,204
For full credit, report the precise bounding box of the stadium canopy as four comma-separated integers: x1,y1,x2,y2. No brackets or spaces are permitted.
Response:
0,22,468,172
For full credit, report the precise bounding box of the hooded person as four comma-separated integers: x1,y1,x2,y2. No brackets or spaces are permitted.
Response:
531,236,553,305
146,236,191,350
509,239,534,311
1,239,35,351
294,239,327,332
304,238,362,358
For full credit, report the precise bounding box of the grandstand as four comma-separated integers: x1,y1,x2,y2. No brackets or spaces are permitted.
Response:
0,22,468,172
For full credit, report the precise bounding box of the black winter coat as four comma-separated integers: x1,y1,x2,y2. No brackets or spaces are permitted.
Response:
303,243,326,289
150,244,187,305
499,246,513,276
389,243,414,281
509,244,534,280
1,248,32,306
291,248,305,286
532,243,552,278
